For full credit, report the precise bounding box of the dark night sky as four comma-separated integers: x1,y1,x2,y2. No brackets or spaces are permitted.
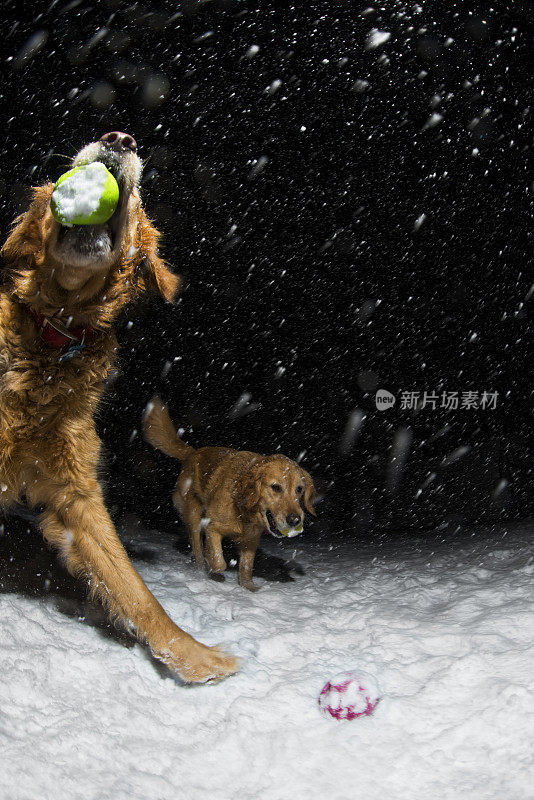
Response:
1,0,533,536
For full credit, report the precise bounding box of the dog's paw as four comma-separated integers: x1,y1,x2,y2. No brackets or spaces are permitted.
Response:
209,571,226,583
158,640,240,684
179,643,241,684
240,579,260,593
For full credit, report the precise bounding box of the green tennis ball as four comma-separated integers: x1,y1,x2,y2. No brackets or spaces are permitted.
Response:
50,162,119,226
280,524,303,538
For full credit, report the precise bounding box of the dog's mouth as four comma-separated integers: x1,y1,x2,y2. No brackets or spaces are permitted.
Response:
52,140,142,266
264,509,304,539
55,168,123,259
265,509,281,537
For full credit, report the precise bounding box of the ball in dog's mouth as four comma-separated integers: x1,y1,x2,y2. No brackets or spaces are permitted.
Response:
51,162,119,227
264,509,303,538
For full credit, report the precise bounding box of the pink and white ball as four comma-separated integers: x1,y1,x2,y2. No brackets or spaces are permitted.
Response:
318,670,381,721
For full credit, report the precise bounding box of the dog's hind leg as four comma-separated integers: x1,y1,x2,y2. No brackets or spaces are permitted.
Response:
174,486,204,568
37,482,239,684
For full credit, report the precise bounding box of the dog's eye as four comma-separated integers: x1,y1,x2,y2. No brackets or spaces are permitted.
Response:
271,483,283,493
296,486,303,494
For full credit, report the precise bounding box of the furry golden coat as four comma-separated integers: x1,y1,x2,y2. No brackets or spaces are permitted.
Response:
0,133,238,684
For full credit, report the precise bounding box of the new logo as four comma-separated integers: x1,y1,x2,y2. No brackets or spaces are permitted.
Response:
375,389,395,411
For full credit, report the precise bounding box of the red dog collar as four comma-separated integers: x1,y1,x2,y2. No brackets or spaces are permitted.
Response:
29,308,97,360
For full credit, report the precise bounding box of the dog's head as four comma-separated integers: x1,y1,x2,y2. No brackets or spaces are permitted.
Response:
2,132,178,315
238,455,316,538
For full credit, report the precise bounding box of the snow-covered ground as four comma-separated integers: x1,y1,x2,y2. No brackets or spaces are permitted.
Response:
1,516,534,800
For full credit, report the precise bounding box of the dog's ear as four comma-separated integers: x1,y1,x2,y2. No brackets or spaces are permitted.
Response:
134,255,180,303
236,464,263,512
133,206,180,303
301,470,317,516
1,184,53,269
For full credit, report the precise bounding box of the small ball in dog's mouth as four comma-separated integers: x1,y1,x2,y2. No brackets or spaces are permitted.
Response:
279,525,303,538
264,509,303,538
51,162,119,226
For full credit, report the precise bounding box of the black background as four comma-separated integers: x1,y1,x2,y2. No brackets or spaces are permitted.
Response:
1,0,533,541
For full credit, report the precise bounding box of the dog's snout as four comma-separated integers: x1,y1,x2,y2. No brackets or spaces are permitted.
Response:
286,513,301,527
100,131,137,153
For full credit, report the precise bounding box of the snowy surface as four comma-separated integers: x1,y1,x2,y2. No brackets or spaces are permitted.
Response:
1,517,534,799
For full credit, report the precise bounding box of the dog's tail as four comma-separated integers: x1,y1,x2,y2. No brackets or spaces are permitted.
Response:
143,396,195,461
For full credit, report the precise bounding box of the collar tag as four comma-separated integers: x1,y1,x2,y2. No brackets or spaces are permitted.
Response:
57,339,86,362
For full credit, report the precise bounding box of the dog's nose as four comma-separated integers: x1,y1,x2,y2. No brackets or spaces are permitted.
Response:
100,131,137,153
286,513,301,527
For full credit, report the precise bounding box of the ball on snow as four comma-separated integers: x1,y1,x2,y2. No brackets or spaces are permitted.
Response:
50,161,119,226
318,670,381,720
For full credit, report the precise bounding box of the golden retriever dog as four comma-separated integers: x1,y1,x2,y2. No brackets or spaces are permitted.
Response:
0,132,238,684
144,397,317,591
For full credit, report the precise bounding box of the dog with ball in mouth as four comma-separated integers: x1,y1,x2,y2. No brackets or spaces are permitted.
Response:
144,397,317,591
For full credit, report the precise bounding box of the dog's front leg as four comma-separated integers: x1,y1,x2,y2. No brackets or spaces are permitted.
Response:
38,484,239,683
238,534,261,592
204,523,227,576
